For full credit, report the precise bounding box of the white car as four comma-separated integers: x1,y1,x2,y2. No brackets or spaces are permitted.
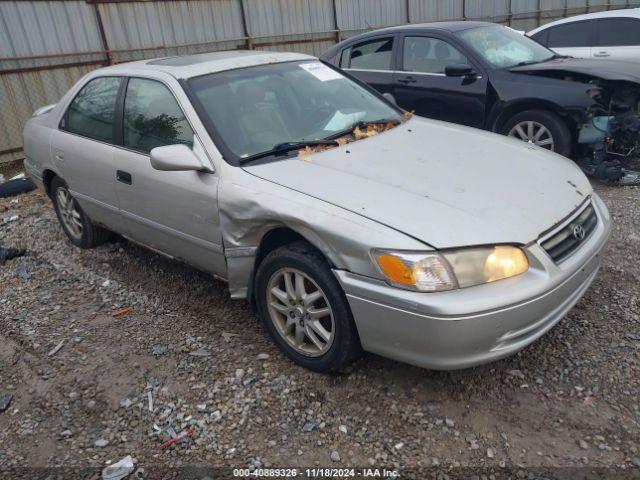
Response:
527,8,640,62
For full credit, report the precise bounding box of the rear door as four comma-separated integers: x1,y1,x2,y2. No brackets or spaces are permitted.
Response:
593,17,640,61
111,75,226,276
341,35,398,97
52,76,122,229
544,20,594,58
392,34,488,128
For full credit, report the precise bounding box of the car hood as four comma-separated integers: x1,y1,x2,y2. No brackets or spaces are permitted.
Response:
243,117,592,249
509,57,640,83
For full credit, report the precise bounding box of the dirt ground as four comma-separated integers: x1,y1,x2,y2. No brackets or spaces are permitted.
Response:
0,181,639,479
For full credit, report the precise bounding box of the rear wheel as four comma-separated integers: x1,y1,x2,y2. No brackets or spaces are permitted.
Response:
255,241,361,373
50,177,111,248
501,109,572,157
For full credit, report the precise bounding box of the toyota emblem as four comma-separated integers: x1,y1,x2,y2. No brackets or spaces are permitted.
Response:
572,224,586,241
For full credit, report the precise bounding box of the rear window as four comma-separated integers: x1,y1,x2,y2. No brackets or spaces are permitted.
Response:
546,21,592,48
348,37,394,70
63,76,121,143
596,18,640,46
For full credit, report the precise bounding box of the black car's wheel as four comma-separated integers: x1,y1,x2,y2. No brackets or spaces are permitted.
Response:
501,109,572,157
50,176,111,248
255,241,362,373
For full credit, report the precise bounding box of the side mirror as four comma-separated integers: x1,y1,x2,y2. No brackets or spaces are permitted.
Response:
150,144,205,172
445,64,476,78
382,92,397,106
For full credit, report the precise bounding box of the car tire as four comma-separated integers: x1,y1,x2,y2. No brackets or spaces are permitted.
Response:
501,109,572,157
50,176,112,248
254,241,362,373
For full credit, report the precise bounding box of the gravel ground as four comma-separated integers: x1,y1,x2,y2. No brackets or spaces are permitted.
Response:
0,181,639,479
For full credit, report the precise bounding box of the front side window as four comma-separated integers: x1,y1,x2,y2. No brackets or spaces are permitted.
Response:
403,36,468,74
188,61,401,161
457,26,555,68
349,37,394,70
546,21,592,48
64,76,121,142
123,78,194,154
596,18,640,46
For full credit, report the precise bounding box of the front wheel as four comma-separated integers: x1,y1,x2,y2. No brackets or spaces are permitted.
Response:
254,242,361,373
501,109,572,157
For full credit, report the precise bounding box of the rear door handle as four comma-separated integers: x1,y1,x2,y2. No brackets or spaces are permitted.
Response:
116,170,132,185
593,51,610,57
397,75,417,84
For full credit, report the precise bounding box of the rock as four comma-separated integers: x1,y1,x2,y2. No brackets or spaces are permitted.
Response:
101,279,111,288
152,344,168,356
120,398,133,408
339,425,347,434
632,457,640,467
445,418,455,427
256,353,270,360
330,450,341,462
0,394,12,412
94,438,109,447
507,369,525,379
302,422,319,432
59,430,72,438
394,442,404,450
235,369,245,381
487,447,495,458
578,439,589,450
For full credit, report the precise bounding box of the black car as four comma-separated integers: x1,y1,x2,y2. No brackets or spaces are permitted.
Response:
321,21,640,158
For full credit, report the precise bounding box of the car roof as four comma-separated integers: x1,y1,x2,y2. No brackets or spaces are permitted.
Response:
527,7,640,35
93,50,314,80
362,20,495,36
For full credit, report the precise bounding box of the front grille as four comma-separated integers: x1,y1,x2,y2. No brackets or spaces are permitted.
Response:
541,204,597,263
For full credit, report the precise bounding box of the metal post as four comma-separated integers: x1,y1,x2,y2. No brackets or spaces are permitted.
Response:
238,0,252,50
462,0,467,20
93,3,112,65
508,0,512,26
406,0,410,24
537,0,541,27
332,0,341,43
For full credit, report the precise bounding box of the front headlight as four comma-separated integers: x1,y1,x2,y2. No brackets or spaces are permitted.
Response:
372,246,528,292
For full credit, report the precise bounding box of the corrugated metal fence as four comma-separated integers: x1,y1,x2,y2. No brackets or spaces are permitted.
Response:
1,0,638,164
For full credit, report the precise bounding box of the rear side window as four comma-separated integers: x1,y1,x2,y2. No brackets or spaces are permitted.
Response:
123,78,194,154
596,18,640,46
546,21,592,48
403,36,468,74
348,37,394,70
63,76,121,143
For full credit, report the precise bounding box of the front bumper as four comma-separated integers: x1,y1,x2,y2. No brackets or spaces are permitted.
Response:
334,195,611,370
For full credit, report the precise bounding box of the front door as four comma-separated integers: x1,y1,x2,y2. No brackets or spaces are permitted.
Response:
393,35,488,128
111,76,226,276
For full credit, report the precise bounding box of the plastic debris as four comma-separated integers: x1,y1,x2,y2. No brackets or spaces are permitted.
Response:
147,391,153,412
159,427,193,450
111,306,133,317
101,455,135,480
48,340,64,357
625,332,640,341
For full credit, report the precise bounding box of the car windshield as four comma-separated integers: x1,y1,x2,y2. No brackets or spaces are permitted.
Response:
188,60,401,160
456,25,556,69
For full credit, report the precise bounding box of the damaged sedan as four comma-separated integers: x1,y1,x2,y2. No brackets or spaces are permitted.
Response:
321,22,640,184
24,51,610,372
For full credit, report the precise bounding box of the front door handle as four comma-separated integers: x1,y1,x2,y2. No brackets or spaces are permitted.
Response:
116,170,132,185
397,75,417,84
593,51,610,57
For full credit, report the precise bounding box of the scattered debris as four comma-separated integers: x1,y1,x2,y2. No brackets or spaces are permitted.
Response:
94,438,109,448
624,332,640,341
507,369,525,379
159,428,193,450
147,391,153,412
302,422,319,432
0,176,36,198
111,306,133,317
101,279,111,288
101,455,135,480
330,450,341,462
0,394,12,412
221,331,239,342
339,425,348,434
47,340,64,357
152,344,168,356
189,347,210,357
0,245,25,265
256,353,270,360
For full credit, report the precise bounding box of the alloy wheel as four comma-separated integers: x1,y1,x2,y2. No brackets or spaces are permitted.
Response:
266,267,335,357
508,121,555,150
56,187,83,240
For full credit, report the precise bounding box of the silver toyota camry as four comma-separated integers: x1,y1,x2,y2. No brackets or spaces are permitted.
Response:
23,51,611,372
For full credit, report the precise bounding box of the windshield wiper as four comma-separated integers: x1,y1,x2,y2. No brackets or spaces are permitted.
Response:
239,139,338,164
325,117,401,140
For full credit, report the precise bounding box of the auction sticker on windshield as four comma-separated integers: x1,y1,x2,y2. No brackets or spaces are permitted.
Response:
299,62,343,81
